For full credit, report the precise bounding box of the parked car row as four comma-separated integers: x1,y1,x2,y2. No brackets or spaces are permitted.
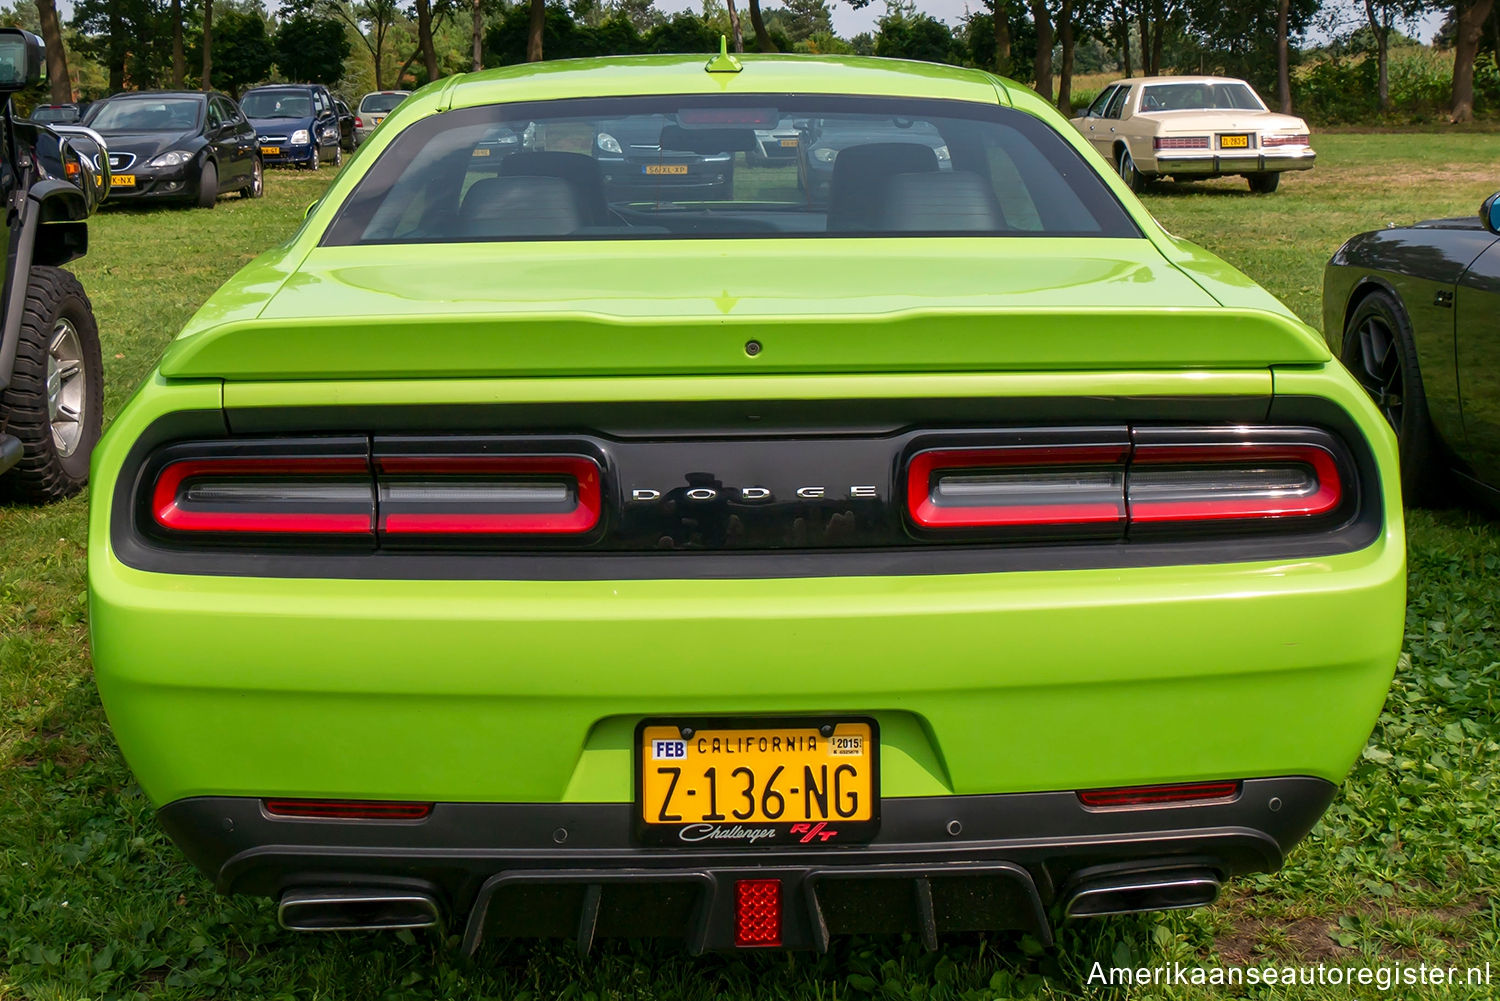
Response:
42,85,409,208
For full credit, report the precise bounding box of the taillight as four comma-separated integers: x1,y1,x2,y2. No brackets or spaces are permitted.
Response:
1078,781,1240,809
1262,133,1309,147
263,799,433,820
1129,442,1341,523
375,454,601,535
1153,136,1210,150
354,116,363,128
151,455,374,535
906,444,1128,532
905,429,1349,537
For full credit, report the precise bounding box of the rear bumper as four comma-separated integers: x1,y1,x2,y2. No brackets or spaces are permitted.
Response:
1151,150,1316,176
160,776,1335,951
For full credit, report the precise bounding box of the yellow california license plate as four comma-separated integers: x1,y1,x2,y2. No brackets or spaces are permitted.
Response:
1220,134,1250,149
260,146,280,156
112,174,136,187
636,718,879,847
643,164,689,175
780,138,798,147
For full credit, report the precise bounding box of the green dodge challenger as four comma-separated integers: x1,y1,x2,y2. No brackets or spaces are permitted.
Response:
89,53,1405,952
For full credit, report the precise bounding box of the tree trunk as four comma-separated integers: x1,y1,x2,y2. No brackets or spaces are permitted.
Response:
726,0,743,53
1452,0,1496,122
1276,0,1291,113
527,0,545,61
416,0,440,80
994,0,1011,76
1057,0,1075,115
473,0,483,70
169,0,184,87
748,0,776,52
1029,0,1053,100
1118,8,1131,78
1137,4,1151,75
1363,0,1390,111
201,0,212,92
35,0,70,102
1149,0,1164,76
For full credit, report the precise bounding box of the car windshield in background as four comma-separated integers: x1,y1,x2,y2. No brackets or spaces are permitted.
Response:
359,93,407,114
88,98,201,132
327,95,1139,245
241,92,312,118
1140,82,1265,112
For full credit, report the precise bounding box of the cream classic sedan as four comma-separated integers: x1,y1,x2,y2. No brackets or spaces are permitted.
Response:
1069,76,1315,194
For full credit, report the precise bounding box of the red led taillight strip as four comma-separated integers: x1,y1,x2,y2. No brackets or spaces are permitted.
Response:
1078,781,1241,809
906,445,1130,529
263,798,433,820
152,457,374,534
375,454,601,535
1128,443,1341,522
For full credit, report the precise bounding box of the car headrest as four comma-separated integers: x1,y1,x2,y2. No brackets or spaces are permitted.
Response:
826,142,940,232
874,171,1007,233
458,176,583,238
500,151,610,226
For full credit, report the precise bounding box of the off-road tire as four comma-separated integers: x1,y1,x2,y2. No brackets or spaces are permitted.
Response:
196,161,218,208
0,267,102,503
1248,172,1280,194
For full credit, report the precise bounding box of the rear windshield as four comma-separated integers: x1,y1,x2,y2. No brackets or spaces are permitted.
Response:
324,95,1139,245
242,91,312,119
360,93,408,114
1140,82,1265,112
88,98,201,132
31,105,79,124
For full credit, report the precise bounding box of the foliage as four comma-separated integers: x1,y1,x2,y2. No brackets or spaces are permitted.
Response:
274,12,352,84
1295,44,1500,123
186,7,273,98
484,2,735,65
873,0,954,64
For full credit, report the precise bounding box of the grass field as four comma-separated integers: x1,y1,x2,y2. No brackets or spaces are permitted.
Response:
3,136,1500,1000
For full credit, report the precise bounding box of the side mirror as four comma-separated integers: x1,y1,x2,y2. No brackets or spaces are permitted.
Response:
1482,191,1500,235
0,29,44,93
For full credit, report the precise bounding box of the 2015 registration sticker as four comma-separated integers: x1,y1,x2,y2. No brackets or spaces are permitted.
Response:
635,717,880,847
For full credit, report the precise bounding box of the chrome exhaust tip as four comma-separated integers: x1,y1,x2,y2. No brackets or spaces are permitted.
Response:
277,888,441,932
1063,867,1221,919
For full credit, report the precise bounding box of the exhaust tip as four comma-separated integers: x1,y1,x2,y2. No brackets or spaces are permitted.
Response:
278,888,441,932
1063,867,1220,919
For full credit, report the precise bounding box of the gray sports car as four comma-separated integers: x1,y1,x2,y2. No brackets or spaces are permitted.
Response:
1323,192,1500,505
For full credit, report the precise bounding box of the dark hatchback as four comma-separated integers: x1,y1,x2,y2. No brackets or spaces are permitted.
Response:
83,91,261,207
241,84,343,170
593,114,734,201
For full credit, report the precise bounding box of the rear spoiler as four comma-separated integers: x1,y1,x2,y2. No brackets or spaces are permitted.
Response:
159,307,1332,381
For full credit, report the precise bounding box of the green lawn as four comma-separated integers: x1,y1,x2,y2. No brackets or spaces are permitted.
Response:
3,136,1500,1000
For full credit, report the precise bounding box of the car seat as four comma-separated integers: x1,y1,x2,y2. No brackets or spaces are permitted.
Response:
458,176,584,238
826,142,939,232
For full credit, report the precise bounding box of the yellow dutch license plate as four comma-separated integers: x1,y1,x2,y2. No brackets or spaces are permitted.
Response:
260,146,281,155
643,164,689,175
111,174,136,187
637,718,879,847
780,138,798,147
1220,134,1250,149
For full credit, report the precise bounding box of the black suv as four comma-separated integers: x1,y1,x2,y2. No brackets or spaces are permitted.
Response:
0,30,109,503
240,83,343,170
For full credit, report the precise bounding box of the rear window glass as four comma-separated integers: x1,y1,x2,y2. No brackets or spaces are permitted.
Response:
324,95,1139,245
360,93,408,114
242,91,313,119
1141,82,1265,112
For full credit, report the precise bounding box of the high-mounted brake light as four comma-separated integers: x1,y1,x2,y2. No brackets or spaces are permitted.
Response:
375,454,602,535
1128,443,1342,523
263,799,433,820
1078,781,1241,809
906,444,1129,530
151,457,374,535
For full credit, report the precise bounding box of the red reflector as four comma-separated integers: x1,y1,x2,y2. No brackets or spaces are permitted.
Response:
375,454,602,535
1078,781,1241,809
907,445,1129,529
152,457,374,534
734,879,782,947
263,799,433,820
1128,443,1341,522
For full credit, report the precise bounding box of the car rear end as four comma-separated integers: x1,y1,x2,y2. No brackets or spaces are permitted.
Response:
88,60,1403,953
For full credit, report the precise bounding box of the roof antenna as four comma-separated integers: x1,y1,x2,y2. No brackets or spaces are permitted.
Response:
706,35,743,74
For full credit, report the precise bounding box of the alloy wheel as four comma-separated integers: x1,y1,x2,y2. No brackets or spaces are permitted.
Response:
46,318,86,457
1350,314,1403,430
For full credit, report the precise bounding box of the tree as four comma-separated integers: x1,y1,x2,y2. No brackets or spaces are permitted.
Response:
726,0,743,51
1028,0,1053,99
1359,2,1428,112
203,0,213,91
1057,0,1075,114
35,0,70,101
275,13,352,83
202,7,273,97
314,0,404,90
875,1,953,62
746,0,775,50
1452,0,1496,121
414,0,439,78
769,0,832,42
1277,0,1291,110
472,0,483,68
